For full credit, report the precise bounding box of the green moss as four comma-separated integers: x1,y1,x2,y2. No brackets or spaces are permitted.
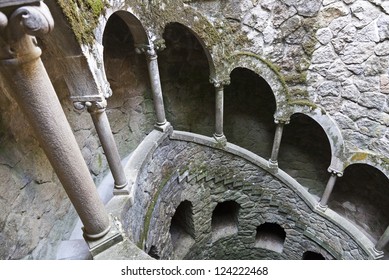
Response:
229,52,289,96
351,152,368,162
56,0,108,45
139,172,174,248
288,88,309,98
284,72,308,86
288,99,318,109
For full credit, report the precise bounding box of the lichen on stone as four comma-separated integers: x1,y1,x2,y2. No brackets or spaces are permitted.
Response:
56,0,108,45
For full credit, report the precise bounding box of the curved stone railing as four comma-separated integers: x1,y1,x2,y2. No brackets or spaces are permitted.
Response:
114,128,382,259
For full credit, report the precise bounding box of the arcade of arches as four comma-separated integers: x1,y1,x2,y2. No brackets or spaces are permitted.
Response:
1,0,389,260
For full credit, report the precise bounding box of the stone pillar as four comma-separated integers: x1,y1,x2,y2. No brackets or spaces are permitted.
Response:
375,226,389,252
319,171,341,209
0,2,111,241
74,100,128,190
136,44,169,131
268,119,288,169
210,78,230,144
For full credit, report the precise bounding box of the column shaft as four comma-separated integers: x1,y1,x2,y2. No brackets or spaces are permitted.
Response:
375,226,389,252
269,122,285,167
319,173,338,207
0,3,110,240
146,49,167,126
214,85,224,137
89,105,127,189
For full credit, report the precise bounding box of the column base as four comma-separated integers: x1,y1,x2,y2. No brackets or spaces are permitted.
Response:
315,203,328,212
114,180,128,190
371,247,385,260
268,159,278,170
84,216,124,257
154,121,172,133
213,134,227,146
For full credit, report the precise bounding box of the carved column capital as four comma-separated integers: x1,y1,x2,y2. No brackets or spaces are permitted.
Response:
274,117,290,125
135,44,158,61
0,1,53,62
210,77,230,88
74,99,107,114
327,168,343,177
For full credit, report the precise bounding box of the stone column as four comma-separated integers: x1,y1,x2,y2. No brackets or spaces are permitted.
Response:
375,226,389,252
210,78,230,144
74,100,128,190
0,2,111,241
268,119,288,169
319,171,341,209
136,44,169,131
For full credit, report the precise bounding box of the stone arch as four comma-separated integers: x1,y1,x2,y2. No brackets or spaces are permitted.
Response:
328,163,389,244
286,105,345,174
158,22,215,135
344,151,389,180
211,200,240,241
278,112,333,198
102,11,155,154
170,200,196,256
224,67,277,159
225,52,289,111
103,10,150,47
255,222,286,253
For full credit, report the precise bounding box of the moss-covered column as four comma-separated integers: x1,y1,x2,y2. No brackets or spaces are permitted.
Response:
268,119,289,169
318,171,342,209
136,44,170,132
210,78,230,144
0,2,114,245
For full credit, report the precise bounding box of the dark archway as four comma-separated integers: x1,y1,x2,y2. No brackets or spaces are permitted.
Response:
224,67,276,159
159,22,215,136
211,201,240,241
302,251,325,260
255,223,286,253
170,200,195,254
328,164,389,246
278,113,332,198
102,12,155,154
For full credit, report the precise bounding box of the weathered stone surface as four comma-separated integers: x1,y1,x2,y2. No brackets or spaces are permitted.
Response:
350,1,381,28
341,42,375,64
2,0,389,260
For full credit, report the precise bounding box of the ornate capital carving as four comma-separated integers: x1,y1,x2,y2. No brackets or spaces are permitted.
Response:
327,168,343,177
135,39,165,60
74,99,107,114
274,118,290,125
209,77,230,88
135,44,157,59
0,1,53,62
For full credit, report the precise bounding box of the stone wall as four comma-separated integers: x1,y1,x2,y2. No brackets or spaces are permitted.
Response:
2,0,389,260
128,135,371,260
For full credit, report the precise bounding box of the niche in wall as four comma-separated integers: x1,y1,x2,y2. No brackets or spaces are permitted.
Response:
170,200,195,257
255,223,286,253
147,245,160,260
302,251,325,260
211,201,240,241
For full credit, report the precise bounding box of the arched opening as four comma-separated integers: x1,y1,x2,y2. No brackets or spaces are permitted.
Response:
211,201,240,241
224,67,276,159
278,113,332,198
159,22,215,135
170,200,195,255
147,245,160,260
102,13,155,154
302,251,325,260
255,223,286,253
328,164,389,251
